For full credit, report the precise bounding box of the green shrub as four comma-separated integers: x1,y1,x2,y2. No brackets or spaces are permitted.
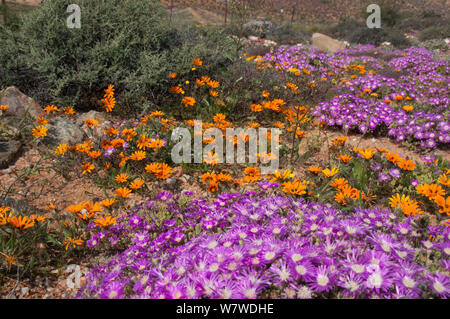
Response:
0,0,238,112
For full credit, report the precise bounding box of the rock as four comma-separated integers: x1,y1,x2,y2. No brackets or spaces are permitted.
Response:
312,33,346,54
0,139,23,169
44,117,85,146
263,40,277,47
76,111,110,139
1,197,42,214
248,35,259,42
243,20,273,32
0,86,44,120
20,287,29,297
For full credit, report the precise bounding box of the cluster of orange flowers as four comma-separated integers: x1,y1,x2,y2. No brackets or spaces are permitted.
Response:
201,171,233,193
0,206,47,230
383,150,416,171
32,105,76,138
0,104,8,111
101,84,116,112
282,179,313,196
331,136,349,149
145,162,173,180
331,178,363,206
389,194,423,216
66,200,117,227
416,181,449,215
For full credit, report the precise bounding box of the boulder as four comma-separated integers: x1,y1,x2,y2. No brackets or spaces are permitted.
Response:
0,86,44,120
0,139,23,169
44,117,85,146
312,33,346,54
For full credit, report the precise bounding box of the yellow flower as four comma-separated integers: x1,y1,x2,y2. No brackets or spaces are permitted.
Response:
322,167,339,178
0,105,8,111
32,125,48,138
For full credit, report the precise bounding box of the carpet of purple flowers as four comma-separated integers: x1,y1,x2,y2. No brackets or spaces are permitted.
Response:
264,44,449,149
78,184,450,299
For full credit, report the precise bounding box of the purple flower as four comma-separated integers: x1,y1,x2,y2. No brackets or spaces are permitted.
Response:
389,168,401,179
378,173,391,183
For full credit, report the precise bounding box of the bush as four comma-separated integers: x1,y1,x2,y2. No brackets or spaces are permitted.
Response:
330,19,410,49
0,0,238,112
419,25,450,41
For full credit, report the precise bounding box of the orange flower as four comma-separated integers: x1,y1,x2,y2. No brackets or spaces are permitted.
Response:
102,96,116,112
81,162,95,175
182,96,196,107
322,167,339,178
196,79,205,87
104,127,119,137
208,181,219,193
331,178,348,190
0,105,8,111
85,118,99,127
129,178,145,190
88,150,102,159
169,72,177,79
115,187,132,198
192,58,203,66
121,128,137,142
243,167,261,183
438,174,450,187
207,80,220,89
398,159,415,171
251,104,262,112
149,139,166,149
386,152,403,164
130,150,146,161
282,179,308,196
115,173,129,183
337,154,353,163
170,86,184,95
358,148,376,160
209,90,219,98
8,215,35,230
416,184,446,200
434,196,450,215
43,105,60,114
94,216,117,228
36,116,49,125
307,166,322,174
201,172,217,185
403,105,413,112
101,198,117,208
262,90,270,98
55,143,69,156
32,125,48,138
217,173,232,183
63,106,75,115
155,163,172,179
64,238,84,251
